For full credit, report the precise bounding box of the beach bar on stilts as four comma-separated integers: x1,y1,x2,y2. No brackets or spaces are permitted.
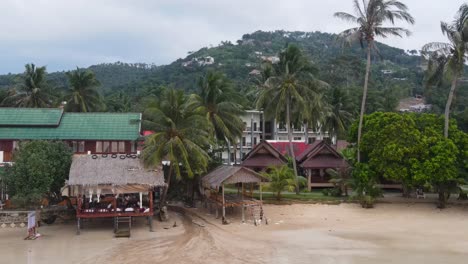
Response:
201,165,269,225
67,155,165,235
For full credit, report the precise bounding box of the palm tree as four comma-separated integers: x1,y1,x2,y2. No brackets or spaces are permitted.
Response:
323,87,354,141
142,88,211,206
256,44,327,193
190,71,245,163
261,165,306,200
422,4,468,138
334,0,415,161
65,67,102,112
2,64,51,107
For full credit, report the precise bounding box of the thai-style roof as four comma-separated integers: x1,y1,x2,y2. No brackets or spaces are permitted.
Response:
68,155,165,187
201,165,269,189
0,108,63,127
0,109,142,140
298,141,348,169
296,140,323,161
242,140,288,168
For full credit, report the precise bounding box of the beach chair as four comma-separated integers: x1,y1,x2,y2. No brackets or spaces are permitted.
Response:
416,187,425,199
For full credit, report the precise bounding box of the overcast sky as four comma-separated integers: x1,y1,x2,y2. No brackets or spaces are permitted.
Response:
0,0,466,74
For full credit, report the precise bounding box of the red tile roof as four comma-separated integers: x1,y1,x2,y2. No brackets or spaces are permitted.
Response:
267,141,309,157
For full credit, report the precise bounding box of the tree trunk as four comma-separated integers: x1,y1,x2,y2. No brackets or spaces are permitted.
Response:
444,77,458,138
286,97,300,194
160,163,173,207
357,43,372,162
437,191,447,209
277,191,281,201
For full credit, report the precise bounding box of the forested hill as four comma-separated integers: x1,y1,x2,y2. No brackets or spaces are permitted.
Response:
0,30,423,96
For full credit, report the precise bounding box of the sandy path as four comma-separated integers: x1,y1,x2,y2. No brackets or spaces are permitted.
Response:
1,203,468,264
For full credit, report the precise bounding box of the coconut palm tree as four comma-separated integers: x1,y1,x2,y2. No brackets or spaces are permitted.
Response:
256,44,327,193
323,87,354,141
422,4,468,138
261,165,307,201
142,88,211,206
190,71,245,163
65,68,102,112
2,64,51,107
334,0,415,161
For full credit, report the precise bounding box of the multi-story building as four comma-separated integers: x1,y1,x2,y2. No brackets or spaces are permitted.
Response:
0,108,142,163
221,110,330,164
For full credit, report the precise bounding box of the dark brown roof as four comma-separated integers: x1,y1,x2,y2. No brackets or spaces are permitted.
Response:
201,165,269,189
296,140,323,161
298,141,348,169
241,140,288,168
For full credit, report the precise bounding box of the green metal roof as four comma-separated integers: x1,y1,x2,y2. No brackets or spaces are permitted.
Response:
0,112,142,140
0,108,64,126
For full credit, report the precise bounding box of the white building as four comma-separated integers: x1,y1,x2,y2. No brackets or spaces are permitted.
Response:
221,110,330,164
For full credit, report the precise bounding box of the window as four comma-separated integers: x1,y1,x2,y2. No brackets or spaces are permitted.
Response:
118,141,126,153
294,137,302,141
96,141,103,153
78,141,85,153
72,141,78,152
253,122,257,131
242,137,246,147
308,137,316,144
253,137,257,145
111,142,118,153
103,141,110,153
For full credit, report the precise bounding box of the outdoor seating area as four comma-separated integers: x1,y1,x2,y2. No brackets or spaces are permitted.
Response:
201,165,269,224
67,155,165,234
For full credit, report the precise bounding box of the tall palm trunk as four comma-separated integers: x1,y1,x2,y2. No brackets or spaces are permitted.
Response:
286,96,299,194
357,43,372,162
160,163,173,207
444,77,458,138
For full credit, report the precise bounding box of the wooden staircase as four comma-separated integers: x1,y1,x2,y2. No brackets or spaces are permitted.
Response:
114,216,132,237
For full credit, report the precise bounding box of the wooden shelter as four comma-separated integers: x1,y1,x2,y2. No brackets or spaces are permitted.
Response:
68,155,165,234
296,140,348,190
201,166,269,223
241,141,288,171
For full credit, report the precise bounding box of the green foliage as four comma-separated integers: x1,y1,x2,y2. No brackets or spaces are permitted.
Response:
261,165,307,200
350,163,382,208
4,141,72,206
65,67,103,112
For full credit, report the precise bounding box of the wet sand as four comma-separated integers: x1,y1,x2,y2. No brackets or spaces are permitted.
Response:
1,203,468,264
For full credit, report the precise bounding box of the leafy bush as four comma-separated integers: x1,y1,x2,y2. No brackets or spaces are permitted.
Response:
4,141,73,206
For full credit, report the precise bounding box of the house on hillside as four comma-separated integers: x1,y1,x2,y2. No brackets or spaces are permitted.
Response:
0,108,142,163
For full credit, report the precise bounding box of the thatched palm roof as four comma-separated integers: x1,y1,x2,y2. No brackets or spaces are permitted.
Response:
68,155,165,187
201,165,269,189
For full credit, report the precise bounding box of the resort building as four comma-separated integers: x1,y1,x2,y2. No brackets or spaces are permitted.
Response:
241,140,348,191
221,110,330,165
0,108,142,163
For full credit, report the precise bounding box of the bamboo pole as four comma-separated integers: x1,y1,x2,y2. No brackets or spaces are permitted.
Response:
222,184,226,220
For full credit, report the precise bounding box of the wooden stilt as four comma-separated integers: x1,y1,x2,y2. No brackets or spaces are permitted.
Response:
222,184,226,221
76,217,81,235
242,204,245,223
260,184,262,202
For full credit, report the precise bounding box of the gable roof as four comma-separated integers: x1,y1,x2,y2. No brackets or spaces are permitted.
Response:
298,141,348,168
201,165,269,189
296,140,323,161
241,140,288,168
0,111,142,141
0,108,63,127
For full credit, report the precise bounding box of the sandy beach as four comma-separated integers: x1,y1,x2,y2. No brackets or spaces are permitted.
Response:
1,203,468,264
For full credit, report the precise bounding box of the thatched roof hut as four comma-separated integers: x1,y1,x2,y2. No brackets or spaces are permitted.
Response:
68,155,165,194
201,165,268,189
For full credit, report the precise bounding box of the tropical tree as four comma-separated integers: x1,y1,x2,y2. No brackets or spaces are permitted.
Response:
323,87,354,140
2,64,51,107
142,88,211,207
65,67,102,112
422,4,468,138
256,44,327,192
261,165,306,200
190,71,245,162
334,0,415,161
